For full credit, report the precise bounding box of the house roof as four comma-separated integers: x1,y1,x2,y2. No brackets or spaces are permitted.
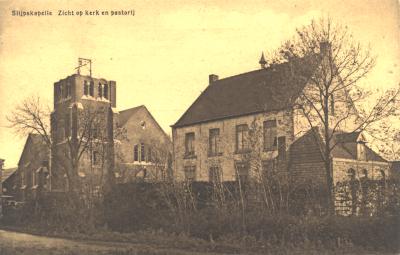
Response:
17,133,48,166
118,105,144,126
331,131,385,162
295,128,387,163
391,161,400,171
118,105,171,142
335,131,362,143
1,167,17,183
173,58,315,128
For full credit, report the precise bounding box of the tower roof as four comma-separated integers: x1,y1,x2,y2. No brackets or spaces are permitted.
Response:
259,52,267,68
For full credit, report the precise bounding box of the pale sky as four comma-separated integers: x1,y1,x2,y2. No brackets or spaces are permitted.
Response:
0,0,399,168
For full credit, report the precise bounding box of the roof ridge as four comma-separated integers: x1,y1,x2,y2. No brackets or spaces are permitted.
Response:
213,69,265,83
213,61,291,84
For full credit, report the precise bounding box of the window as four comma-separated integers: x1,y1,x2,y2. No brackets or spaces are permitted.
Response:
362,169,368,179
263,160,276,173
134,145,139,161
66,83,71,97
147,147,152,162
209,128,220,156
140,143,146,162
264,120,277,151
236,124,249,153
185,132,195,157
21,170,26,187
235,162,249,185
98,83,103,97
32,171,36,187
133,143,151,163
347,168,356,180
103,84,108,99
84,81,89,96
91,128,99,139
92,151,99,165
277,136,286,160
59,119,65,141
60,84,64,99
89,81,94,96
65,113,71,138
209,166,222,184
184,166,196,182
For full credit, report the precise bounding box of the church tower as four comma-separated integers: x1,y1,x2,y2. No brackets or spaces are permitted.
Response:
50,59,116,192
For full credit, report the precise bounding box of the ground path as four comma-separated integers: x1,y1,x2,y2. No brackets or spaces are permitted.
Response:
0,229,230,255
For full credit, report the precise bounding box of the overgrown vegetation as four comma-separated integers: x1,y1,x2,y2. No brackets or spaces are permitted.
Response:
2,181,399,254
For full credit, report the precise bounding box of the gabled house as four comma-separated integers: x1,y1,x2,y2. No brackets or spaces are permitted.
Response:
171,50,389,190
290,129,390,186
115,105,172,182
171,60,307,182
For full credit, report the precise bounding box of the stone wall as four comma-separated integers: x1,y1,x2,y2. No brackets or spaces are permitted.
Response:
332,158,390,184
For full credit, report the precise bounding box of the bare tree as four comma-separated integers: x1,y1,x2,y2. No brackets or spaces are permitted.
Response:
269,17,400,213
7,96,118,198
369,120,400,162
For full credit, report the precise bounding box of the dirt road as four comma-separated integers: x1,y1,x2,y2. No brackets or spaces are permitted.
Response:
0,229,226,255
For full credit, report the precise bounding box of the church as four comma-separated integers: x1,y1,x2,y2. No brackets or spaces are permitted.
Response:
14,62,171,200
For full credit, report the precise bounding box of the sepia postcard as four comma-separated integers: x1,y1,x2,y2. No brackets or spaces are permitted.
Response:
0,0,399,254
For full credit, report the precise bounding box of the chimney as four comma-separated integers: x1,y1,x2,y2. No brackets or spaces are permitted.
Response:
209,74,219,84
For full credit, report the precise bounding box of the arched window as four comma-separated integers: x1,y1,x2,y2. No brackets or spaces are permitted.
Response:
83,81,89,96
98,83,103,97
133,145,139,162
89,81,94,96
140,143,146,162
103,84,108,99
